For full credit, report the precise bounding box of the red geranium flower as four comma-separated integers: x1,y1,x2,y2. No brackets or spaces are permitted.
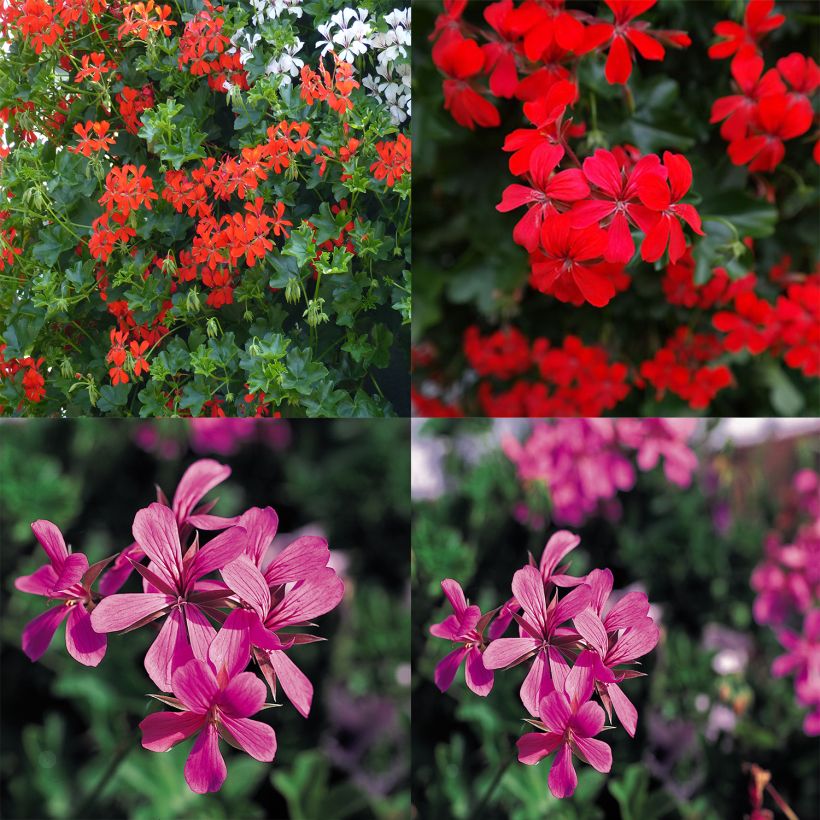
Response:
709,0,785,64
436,36,500,130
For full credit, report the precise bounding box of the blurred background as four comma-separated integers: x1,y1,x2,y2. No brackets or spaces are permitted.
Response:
0,418,410,820
412,418,820,819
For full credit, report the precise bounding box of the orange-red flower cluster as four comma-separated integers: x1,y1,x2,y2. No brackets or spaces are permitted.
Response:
69,120,116,156
75,52,118,83
118,0,175,40
117,85,154,134
370,134,411,187
177,0,245,92
300,56,360,114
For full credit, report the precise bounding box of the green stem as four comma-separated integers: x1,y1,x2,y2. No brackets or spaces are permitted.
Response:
72,729,139,819
472,750,516,815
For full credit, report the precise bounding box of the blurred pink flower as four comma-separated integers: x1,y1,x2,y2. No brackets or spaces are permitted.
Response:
15,521,108,666
773,609,820,735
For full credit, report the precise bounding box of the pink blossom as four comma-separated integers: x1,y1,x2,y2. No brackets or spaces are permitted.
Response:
516,652,612,798
220,507,344,717
430,579,494,697
15,520,108,666
91,503,247,691
483,565,591,715
139,612,276,793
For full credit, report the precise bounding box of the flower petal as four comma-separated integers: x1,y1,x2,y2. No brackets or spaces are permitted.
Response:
219,715,276,762
573,735,612,773
31,520,68,568
263,535,330,586
268,650,313,718
52,553,89,595
464,647,494,696
145,608,192,692
517,731,561,765
221,555,270,619
140,710,204,752
188,526,247,582
511,565,548,635
184,722,227,794
434,646,468,692
15,564,59,596
548,742,577,798
219,670,267,718
208,609,252,679
172,658,219,714
22,606,69,661
521,649,553,717
90,593,174,633
132,503,182,589
539,531,581,580
539,690,571,734
172,459,231,524
266,567,344,629
65,604,106,666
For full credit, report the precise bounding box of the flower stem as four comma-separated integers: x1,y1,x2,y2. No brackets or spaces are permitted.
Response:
73,729,139,818
471,747,516,815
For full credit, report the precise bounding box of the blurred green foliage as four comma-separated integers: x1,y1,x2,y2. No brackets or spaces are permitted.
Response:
412,1,820,415
411,420,819,818
0,419,410,819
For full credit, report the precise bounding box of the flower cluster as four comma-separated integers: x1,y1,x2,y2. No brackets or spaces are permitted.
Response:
0,0,411,417
414,0,818,417
709,1,818,172
14,459,344,791
430,530,660,798
432,1,700,308
502,419,698,526
751,468,820,736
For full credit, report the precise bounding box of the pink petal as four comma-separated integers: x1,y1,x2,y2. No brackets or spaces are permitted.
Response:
219,715,276,762
539,690,571,734
608,622,659,664
564,650,595,708
172,459,231,524
539,530,580,580
184,722,227,794
521,649,553,717
132,504,183,589
52,553,89,595
208,609,252,679
511,565,548,634
219,670,267,718
264,535,330,586
268,649,313,717
464,647,494,696
22,606,69,661
483,637,539,669
184,604,218,662
266,568,344,629
222,555,271,619
186,513,241,530
548,742,577,798
517,731,561,765
552,583,592,626
172,658,219,714
574,610,608,656
145,608,192,692
140,710,204,752
15,564,59,596
573,735,612,773
31,520,68,568
90,593,173,632
434,646,468,692
98,543,143,595
440,578,468,618
608,682,638,736
585,568,614,614
65,604,106,666
188,526,247,582
573,699,606,737
430,614,464,641
604,591,649,630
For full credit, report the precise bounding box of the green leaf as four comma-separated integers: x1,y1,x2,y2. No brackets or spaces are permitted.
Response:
96,384,131,412
700,191,778,239
764,362,805,416
32,224,75,267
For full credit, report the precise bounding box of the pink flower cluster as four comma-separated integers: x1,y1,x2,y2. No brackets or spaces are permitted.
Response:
430,530,659,798
503,419,699,526
751,468,820,736
14,459,343,793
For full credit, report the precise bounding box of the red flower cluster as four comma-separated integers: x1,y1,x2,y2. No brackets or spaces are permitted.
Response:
639,327,732,410
709,3,817,172
74,52,118,83
300,56,360,114
117,85,154,134
69,120,116,156
370,134,412,187
177,0,244,93
118,0,175,41
462,328,630,416
0,349,46,405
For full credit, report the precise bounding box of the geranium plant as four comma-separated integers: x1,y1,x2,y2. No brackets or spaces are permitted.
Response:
412,0,818,417
14,458,345,793
0,0,410,417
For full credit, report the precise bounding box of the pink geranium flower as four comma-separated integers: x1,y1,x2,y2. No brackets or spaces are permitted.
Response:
91,502,246,691
430,579,495,696
483,564,591,715
100,459,237,595
220,506,345,717
15,520,108,666
139,611,277,793
772,609,820,736
517,651,612,798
